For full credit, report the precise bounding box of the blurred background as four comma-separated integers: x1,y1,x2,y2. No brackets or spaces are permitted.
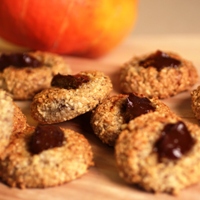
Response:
132,0,200,35
0,0,199,53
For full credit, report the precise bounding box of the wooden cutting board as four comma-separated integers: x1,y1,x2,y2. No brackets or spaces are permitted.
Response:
1,35,200,200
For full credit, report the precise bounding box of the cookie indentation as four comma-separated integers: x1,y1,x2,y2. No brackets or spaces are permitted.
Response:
29,125,64,155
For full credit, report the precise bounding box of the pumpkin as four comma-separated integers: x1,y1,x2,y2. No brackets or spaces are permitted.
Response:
0,0,137,58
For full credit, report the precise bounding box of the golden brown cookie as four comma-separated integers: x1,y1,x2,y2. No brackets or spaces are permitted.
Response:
0,89,27,155
0,89,14,154
30,71,113,124
191,85,200,120
115,112,200,195
91,93,172,146
120,50,198,99
0,51,71,100
0,125,94,188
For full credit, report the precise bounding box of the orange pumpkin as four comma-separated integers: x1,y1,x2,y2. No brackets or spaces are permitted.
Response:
0,0,137,58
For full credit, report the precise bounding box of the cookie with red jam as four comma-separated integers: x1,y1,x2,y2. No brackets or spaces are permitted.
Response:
120,50,198,99
0,51,71,100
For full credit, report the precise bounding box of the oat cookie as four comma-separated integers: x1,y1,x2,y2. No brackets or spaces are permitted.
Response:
120,50,198,99
115,113,200,195
91,93,172,146
30,71,113,124
0,89,28,155
191,85,200,120
0,89,14,154
0,51,71,100
0,125,94,188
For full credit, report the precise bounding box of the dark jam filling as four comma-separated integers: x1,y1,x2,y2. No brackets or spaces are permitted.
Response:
0,53,42,71
29,125,65,155
51,73,90,89
154,121,195,161
139,50,181,71
123,93,156,123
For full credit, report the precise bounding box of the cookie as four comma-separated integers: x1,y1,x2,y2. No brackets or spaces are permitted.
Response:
0,51,71,100
0,125,94,188
191,85,200,120
115,112,200,195
120,50,198,99
30,71,113,124
91,93,172,146
13,102,27,135
0,89,28,155
0,89,14,154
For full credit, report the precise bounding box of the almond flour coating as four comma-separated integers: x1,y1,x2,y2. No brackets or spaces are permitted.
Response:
30,71,113,124
191,85,200,120
91,94,172,146
120,51,198,99
0,89,14,155
115,113,200,195
0,51,71,100
0,126,94,188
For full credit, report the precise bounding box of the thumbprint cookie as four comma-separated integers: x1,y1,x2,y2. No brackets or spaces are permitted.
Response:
30,71,113,124
120,50,198,99
115,113,200,195
0,51,71,100
91,93,173,146
0,125,94,188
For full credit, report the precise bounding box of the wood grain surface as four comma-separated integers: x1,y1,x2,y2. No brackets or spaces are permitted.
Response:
1,35,200,200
